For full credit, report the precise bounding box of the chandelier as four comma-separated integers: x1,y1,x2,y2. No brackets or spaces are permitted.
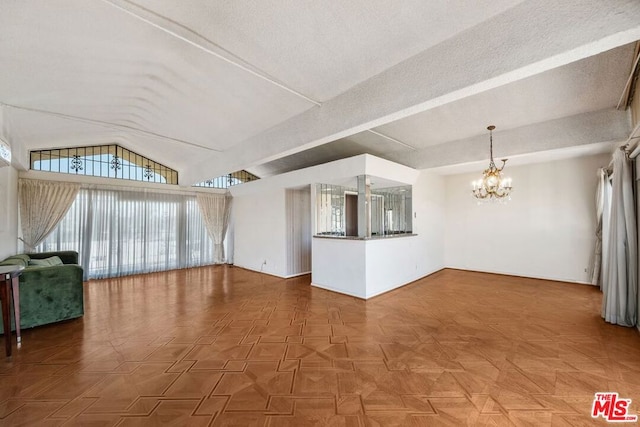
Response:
472,125,512,201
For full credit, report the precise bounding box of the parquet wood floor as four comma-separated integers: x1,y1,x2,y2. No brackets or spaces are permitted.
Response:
0,267,638,426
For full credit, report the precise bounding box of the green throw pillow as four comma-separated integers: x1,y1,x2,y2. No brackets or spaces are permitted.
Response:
28,256,63,266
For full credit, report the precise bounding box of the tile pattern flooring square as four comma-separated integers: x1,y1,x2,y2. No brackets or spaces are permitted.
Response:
0,266,638,425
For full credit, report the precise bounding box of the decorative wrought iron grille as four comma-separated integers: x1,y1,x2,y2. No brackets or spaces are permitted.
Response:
193,170,259,189
30,145,178,185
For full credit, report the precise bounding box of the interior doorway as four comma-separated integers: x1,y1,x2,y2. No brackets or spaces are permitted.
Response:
345,193,358,237
285,186,312,276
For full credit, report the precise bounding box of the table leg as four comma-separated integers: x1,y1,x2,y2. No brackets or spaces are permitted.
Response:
1,278,10,357
11,277,20,346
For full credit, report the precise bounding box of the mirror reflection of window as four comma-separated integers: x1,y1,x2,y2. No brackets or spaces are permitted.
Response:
373,185,412,235
316,183,412,237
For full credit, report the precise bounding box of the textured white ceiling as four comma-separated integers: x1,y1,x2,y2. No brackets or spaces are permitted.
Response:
250,43,636,177
130,0,525,102
0,0,314,165
1,1,639,183
375,44,635,149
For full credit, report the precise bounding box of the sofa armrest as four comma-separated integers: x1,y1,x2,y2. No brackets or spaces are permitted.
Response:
30,251,79,265
19,264,84,329
22,264,83,283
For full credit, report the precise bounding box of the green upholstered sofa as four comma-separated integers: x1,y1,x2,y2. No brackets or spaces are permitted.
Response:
0,251,84,329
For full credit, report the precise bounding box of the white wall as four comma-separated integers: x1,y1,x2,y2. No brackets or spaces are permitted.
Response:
413,170,446,277
365,236,426,298
232,189,287,276
0,166,18,259
312,238,367,297
312,234,438,299
365,170,446,297
444,153,608,283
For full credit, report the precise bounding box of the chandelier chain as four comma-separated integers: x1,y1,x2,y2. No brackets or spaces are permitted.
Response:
489,127,495,168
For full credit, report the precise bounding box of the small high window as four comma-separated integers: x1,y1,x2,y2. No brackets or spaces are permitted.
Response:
30,144,178,185
193,170,259,189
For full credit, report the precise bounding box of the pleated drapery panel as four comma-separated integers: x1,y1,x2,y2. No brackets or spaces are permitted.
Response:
196,192,232,264
602,149,638,327
19,179,80,252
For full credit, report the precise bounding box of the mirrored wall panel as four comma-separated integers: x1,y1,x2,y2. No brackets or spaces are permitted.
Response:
315,183,412,238
316,183,353,236
371,186,412,235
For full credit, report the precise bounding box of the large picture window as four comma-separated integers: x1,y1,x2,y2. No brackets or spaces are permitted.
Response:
37,187,219,279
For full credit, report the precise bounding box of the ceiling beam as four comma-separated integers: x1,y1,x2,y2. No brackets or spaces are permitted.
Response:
389,108,631,170
366,130,416,150
183,0,640,185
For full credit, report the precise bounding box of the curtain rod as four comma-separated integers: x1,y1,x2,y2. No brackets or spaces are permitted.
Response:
18,173,229,196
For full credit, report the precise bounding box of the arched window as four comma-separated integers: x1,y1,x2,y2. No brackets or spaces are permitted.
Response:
30,144,178,185
193,170,259,189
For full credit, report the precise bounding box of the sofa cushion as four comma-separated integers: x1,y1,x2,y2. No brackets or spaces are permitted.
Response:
0,254,30,268
8,254,30,263
50,256,64,266
28,256,63,267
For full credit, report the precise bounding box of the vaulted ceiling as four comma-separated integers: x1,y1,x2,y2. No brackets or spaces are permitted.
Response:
1,1,639,184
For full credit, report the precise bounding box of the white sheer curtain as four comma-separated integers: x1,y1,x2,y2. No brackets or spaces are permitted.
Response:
602,149,637,327
601,173,612,290
38,186,215,279
19,179,80,252
589,169,607,286
196,192,232,264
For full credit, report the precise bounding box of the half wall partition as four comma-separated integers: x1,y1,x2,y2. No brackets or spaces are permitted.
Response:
312,174,417,299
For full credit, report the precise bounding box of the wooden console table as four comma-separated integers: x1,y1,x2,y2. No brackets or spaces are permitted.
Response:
0,265,22,357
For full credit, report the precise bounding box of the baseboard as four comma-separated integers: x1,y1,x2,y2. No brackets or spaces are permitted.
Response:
232,264,287,279
365,267,446,300
284,271,311,279
310,282,366,299
312,267,446,301
443,267,593,286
